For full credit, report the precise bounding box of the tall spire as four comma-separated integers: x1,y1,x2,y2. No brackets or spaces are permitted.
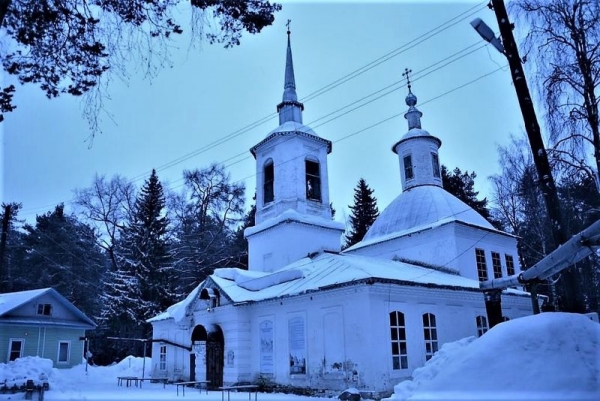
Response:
402,68,422,129
277,20,304,124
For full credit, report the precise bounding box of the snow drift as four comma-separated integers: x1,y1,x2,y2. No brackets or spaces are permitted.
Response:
386,312,600,400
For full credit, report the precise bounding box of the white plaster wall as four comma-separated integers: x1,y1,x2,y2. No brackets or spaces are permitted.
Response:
395,136,442,191
254,135,332,224
453,224,522,282
152,281,533,393
150,320,191,379
247,221,343,273
348,224,459,272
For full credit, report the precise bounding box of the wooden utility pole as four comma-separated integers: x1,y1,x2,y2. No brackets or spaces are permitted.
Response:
480,0,580,327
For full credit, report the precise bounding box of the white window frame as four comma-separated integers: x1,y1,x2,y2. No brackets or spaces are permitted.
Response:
476,315,489,337
475,248,488,281
389,311,409,370
8,338,24,362
159,345,167,371
491,251,502,279
422,313,438,361
57,341,71,364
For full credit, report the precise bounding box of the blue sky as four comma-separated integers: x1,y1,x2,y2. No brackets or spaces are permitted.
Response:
2,1,526,226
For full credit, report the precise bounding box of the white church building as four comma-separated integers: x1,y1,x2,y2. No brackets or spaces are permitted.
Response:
148,31,533,398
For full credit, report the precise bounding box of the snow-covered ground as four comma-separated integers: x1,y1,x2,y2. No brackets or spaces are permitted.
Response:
0,312,598,400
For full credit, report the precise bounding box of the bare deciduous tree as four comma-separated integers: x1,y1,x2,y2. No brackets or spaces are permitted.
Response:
513,0,600,190
74,174,136,270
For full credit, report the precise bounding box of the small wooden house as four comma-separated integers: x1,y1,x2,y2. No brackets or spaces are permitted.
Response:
0,288,96,368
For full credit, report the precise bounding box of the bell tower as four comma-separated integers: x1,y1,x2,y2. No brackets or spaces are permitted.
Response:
244,25,344,273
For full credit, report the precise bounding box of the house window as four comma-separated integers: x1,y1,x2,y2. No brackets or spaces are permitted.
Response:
159,345,167,371
431,153,440,178
8,339,24,362
305,159,321,202
389,311,408,370
505,255,515,276
37,303,52,316
475,249,488,281
422,313,438,361
264,160,274,204
403,155,414,180
57,341,70,364
492,252,502,279
476,315,488,337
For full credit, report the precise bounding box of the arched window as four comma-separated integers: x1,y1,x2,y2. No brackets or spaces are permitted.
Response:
305,159,321,202
263,159,274,204
422,313,438,361
403,155,414,180
389,311,408,369
431,153,440,178
476,315,488,337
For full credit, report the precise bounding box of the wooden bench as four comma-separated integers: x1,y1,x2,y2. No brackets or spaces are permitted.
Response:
219,385,259,401
117,376,140,387
138,377,168,389
175,380,210,396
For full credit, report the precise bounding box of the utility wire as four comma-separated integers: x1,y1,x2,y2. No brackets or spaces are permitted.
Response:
18,2,491,217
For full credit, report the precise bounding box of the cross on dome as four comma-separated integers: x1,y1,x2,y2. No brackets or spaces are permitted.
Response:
402,67,421,129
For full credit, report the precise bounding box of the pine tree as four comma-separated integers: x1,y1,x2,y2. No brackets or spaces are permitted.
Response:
441,165,502,229
101,169,175,343
345,178,379,248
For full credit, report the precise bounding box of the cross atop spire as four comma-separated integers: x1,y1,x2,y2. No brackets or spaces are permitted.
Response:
277,23,304,124
402,68,413,93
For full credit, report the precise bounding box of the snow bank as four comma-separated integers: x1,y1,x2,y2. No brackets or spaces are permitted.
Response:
386,312,600,400
0,356,52,388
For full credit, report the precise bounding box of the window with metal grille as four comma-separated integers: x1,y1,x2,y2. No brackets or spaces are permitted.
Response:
505,254,515,276
475,249,488,281
389,311,408,370
404,155,414,180
264,160,274,204
492,252,502,279
305,159,321,202
422,313,438,361
159,345,167,370
476,315,488,337
431,153,440,178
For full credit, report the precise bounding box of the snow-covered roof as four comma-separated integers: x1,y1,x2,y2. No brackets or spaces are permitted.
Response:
0,287,96,328
245,208,344,237
208,252,482,304
0,288,49,316
348,185,498,251
147,285,202,323
393,127,441,151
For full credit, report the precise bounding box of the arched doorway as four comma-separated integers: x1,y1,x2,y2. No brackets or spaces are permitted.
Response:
190,324,224,388
206,326,224,388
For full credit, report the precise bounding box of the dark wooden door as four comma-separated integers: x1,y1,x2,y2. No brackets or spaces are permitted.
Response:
189,353,196,381
206,341,223,388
